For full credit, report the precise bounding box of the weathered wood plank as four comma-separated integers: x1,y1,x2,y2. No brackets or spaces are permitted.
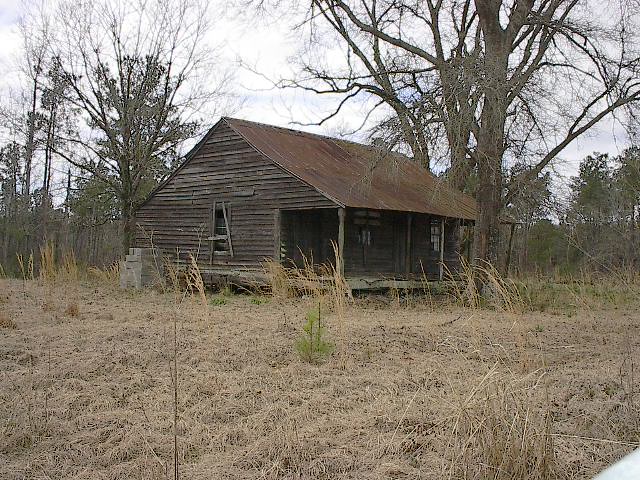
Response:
135,122,337,267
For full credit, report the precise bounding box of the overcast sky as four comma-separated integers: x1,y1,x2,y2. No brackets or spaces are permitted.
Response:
0,0,633,189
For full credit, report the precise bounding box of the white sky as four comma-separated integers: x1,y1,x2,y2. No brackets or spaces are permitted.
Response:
0,0,633,187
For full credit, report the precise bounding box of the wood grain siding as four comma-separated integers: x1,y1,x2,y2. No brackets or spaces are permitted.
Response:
280,209,339,268
135,123,336,270
443,219,462,274
411,215,462,279
343,209,407,277
410,214,437,277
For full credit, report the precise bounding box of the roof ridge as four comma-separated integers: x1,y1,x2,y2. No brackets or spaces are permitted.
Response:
222,116,401,155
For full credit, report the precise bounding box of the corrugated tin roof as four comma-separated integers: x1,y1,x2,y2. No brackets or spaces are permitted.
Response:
225,117,477,220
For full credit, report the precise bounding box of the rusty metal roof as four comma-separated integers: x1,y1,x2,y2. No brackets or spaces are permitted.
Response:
224,117,477,220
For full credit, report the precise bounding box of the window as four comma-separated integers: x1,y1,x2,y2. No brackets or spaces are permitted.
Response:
430,221,441,252
209,202,233,258
354,210,379,246
358,226,372,246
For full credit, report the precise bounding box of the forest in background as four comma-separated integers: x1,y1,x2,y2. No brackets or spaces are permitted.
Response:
0,0,639,279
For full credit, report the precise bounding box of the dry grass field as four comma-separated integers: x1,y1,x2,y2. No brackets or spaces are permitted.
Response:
1,274,639,479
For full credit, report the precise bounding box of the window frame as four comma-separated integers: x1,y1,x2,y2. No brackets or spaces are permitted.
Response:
430,221,441,253
209,201,233,259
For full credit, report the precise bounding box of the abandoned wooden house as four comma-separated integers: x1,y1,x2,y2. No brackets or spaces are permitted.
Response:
126,117,477,289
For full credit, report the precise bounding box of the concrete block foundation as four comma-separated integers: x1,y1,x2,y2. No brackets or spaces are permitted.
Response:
120,248,163,289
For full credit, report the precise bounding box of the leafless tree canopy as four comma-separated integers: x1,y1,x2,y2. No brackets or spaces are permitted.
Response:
0,0,235,261
51,0,234,251
263,0,640,264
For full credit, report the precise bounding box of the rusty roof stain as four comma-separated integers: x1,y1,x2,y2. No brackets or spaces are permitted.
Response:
224,117,477,220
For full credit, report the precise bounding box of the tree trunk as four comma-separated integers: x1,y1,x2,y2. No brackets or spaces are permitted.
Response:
23,79,39,199
64,168,71,217
472,162,502,266
471,89,506,268
121,199,136,255
470,8,509,280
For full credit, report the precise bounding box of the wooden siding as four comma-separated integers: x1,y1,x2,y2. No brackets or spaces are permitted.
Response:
410,214,436,277
135,123,336,270
280,209,339,269
343,209,406,277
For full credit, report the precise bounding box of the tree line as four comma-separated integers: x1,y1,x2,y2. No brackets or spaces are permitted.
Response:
0,0,230,271
507,147,640,275
1,0,639,279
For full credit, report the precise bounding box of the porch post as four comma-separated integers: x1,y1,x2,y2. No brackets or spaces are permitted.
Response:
273,209,281,261
439,217,445,281
337,207,345,277
405,213,413,276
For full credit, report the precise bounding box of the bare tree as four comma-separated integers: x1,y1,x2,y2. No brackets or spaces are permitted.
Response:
50,0,233,252
263,0,640,268
0,143,23,265
17,1,52,200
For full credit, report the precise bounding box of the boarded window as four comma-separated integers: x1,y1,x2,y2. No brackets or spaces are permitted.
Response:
209,202,233,259
430,221,441,252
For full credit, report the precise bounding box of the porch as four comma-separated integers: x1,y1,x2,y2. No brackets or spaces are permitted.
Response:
279,207,471,284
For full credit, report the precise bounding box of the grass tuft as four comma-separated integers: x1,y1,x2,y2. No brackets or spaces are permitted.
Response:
250,296,270,305
0,312,16,329
439,367,557,479
186,254,206,306
88,262,120,286
446,257,525,313
64,302,80,317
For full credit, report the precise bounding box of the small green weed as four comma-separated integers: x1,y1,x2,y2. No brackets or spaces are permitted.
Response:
533,324,545,333
210,297,227,306
250,296,270,305
295,304,334,363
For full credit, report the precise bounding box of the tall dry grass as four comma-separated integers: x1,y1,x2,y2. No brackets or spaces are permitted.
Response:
37,242,79,284
329,241,350,369
186,253,207,306
39,242,56,281
518,269,640,314
59,251,79,282
16,252,34,299
437,366,558,480
88,262,121,286
16,252,34,282
163,257,183,300
264,250,328,299
264,244,352,367
446,258,525,313
263,259,296,298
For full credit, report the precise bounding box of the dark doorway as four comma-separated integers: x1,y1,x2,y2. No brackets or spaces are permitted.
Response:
280,209,339,270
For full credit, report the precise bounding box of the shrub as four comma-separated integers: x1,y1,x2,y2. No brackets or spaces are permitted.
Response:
295,305,334,363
